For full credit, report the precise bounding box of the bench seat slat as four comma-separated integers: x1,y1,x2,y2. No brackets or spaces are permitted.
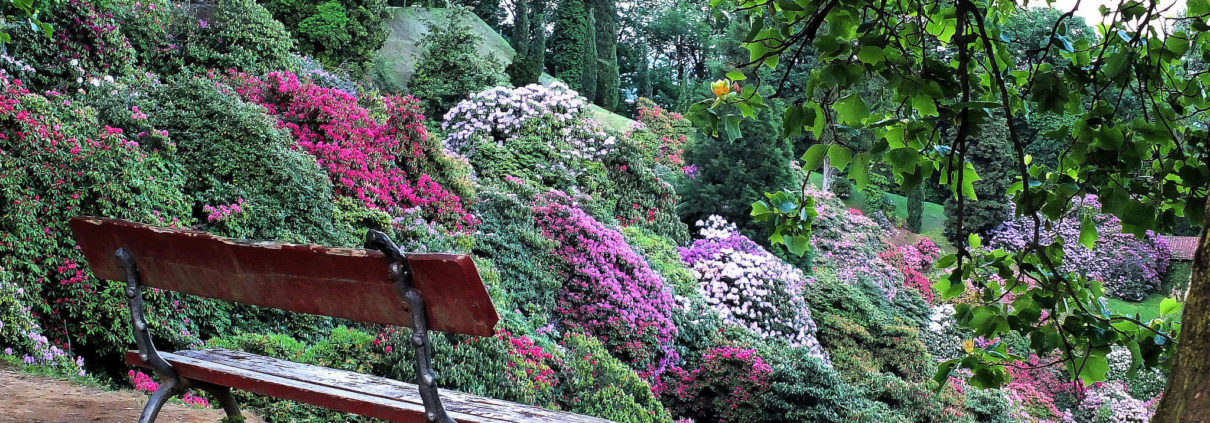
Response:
126,350,614,423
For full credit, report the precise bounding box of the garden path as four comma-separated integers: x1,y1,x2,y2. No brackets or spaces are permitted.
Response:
0,369,263,423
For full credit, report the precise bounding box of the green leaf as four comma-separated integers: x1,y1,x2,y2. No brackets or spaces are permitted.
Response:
726,71,747,81
850,153,871,189
785,235,810,256
912,93,938,117
1079,215,1098,249
968,233,981,249
783,104,805,137
834,94,869,126
857,46,884,65
1160,297,1182,317
801,144,828,172
722,115,742,141
961,162,981,200
1078,348,1110,384
827,145,852,171
1191,0,1210,16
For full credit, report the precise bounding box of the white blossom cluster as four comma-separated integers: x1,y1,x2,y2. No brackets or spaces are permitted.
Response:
681,216,829,362
441,82,616,161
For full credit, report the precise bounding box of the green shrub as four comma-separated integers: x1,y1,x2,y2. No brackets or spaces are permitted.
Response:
604,137,689,242
907,186,924,233
942,119,1013,246
622,227,696,296
262,0,388,76
409,6,508,119
87,75,356,246
678,109,796,240
829,177,853,199
756,346,879,423
177,0,301,74
558,332,673,423
470,184,563,321
802,271,932,382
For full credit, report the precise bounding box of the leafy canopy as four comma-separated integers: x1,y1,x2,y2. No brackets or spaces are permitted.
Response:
690,0,1210,391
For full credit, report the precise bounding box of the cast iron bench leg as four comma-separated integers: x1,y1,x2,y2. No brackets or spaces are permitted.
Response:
138,378,183,423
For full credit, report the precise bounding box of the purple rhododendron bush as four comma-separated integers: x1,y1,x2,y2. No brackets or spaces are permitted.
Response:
0,0,1186,422
989,196,1172,301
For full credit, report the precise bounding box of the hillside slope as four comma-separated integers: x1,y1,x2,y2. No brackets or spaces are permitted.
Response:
371,7,516,93
372,7,636,133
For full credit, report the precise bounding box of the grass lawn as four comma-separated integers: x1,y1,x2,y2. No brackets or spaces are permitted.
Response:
1105,294,1171,323
807,173,955,253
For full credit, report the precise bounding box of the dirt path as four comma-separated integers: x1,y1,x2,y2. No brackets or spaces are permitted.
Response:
0,369,263,423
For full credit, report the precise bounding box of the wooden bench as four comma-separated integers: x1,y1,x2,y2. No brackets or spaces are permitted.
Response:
70,217,612,423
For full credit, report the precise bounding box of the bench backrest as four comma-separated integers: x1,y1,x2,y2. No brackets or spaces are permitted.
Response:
69,217,499,337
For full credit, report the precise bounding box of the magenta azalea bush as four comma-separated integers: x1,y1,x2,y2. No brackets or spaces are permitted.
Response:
989,195,1171,301
660,347,772,423
679,216,828,361
532,190,678,374
229,71,476,230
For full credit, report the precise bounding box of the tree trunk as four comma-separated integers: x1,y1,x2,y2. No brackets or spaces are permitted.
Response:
1152,197,1210,423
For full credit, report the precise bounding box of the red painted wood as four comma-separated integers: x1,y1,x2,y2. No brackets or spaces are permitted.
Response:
126,350,615,423
71,217,498,336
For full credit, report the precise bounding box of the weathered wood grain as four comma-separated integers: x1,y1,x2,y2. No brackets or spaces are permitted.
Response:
126,350,615,423
70,217,498,336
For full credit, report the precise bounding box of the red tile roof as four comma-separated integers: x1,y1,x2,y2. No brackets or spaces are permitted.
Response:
1161,235,1200,261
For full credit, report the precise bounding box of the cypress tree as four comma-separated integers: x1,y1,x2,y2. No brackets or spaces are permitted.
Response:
548,0,588,87
506,0,532,85
527,9,546,83
589,0,619,110
943,118,1014,246
510,0,530,58
637,41,651,99
907,185,924,233
580,9,598,102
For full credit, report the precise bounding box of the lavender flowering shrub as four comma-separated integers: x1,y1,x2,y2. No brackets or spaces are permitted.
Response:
679,216,829,362
989,195,1172,301
532,190,679,375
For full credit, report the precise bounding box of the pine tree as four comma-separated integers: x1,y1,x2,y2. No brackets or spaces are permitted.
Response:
588,0,618,110
907,185,924,233
679,109,796,240
510,0,529,56
580,9,598,102
527,9,546,82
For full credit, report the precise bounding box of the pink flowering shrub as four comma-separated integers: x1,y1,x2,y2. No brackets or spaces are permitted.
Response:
989,196,1172,301
228,71,476,230
532,190,678,374
1003,354,1077,421
678,216,828,361
0,75,198,363
880,238,942,303
632,98,692,168
2,0,135,90
660,347,772,423
807,188,902,298
129,370,210,407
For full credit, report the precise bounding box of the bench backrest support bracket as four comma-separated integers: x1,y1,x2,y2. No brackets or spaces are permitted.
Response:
365,230,456,423
118,248,182,385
